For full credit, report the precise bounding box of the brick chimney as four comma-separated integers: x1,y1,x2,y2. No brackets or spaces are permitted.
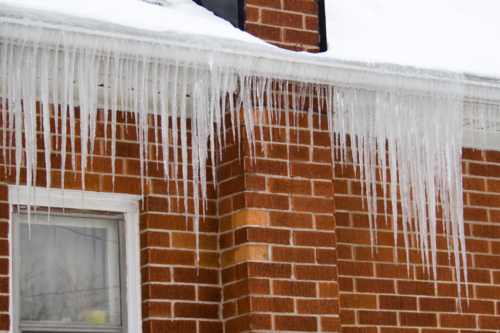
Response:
245,0,326,52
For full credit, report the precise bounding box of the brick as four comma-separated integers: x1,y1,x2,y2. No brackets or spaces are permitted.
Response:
359,311,397,326
355,247,394,262
244,158,288,176
297,299,339,315
283,0,318,15
356,278,395,294
340,294,377,309
321,317,341,332
314,181,334,197
469,163,500,177
144,284,195,301
376,263,413,279
142,301,171,318
440,314,477,329
248,262,291,278
244,192,289,210
291,162,333,179
397,281,435,296
171,232,195,249
476,285,500,299
469,193,500,208
316,248,337,264
224,278,270,300
316,215,335,230
292,196,334,213
319,282,339,298
235,227,290,245
246,5,260,22
419,298,456,312
461,300,495,314
174,302,219,319
198,286,221,302
273,280,316,297
272,246,315,263
140,213,190,231
173,267,218,284
246,0,281,9
338,261,374,277
269,211,313,228
267,144,310,161
199,321,222,333
463,207,488,222
305,16,319,31
465,238,489,253
294,230,335,247
296,265,336,281
275,315,318,332
337,228,371,245
379,295,417,311
400,312,437,327
479,315,500,329
230,209,267,230
251,296,294,313
141,230,170,248
0,276,8,293
147,319,196,333
472,224,500,239
221,245,269,267
268,177,312,195
225,313,272,333
143,249,195,266
0,314,9,331
141,266,171,283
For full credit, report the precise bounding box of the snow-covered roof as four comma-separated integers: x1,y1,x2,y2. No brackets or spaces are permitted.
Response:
323,0,500,81
1,0,499,82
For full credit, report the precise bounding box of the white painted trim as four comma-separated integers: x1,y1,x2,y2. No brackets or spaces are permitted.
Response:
7,186,142,333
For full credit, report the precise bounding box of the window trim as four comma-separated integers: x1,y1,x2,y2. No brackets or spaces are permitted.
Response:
8,186,142,333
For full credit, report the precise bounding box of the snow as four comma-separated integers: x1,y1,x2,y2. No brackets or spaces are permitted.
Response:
322,0,500,80
0,0,265,46
1,0,499,81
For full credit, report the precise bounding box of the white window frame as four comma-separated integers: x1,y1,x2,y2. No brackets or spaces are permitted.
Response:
8,186,142,333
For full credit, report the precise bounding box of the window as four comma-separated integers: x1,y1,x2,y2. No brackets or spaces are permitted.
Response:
9,187,142,333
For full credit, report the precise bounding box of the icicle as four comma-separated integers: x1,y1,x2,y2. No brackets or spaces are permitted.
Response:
0,21,488,300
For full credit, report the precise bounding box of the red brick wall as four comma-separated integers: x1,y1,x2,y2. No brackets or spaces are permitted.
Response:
246,0,320,52
0,105,221,333
217,103,340,332
1,97,500,333
335,146,500,332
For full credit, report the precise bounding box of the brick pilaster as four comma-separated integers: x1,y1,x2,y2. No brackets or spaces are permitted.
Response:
218,102,340,332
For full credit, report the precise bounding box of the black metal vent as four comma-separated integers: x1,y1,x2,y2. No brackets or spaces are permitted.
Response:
193,0,246,31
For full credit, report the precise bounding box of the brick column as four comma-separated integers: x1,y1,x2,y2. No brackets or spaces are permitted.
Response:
218,104,340,332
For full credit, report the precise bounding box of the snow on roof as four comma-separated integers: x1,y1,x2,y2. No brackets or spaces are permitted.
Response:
322,0,500,81
0,0,499,82
0,0,266,45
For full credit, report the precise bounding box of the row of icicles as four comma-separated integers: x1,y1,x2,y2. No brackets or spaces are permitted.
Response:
2,22,499,298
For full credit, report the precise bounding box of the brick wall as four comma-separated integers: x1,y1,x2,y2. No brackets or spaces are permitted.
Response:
335,146,500,332
217,102,340,332
245,0,321,52
0,105,221,333
1,93,500,333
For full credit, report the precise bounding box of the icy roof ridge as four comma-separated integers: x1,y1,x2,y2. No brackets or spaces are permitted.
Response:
1,3,499,104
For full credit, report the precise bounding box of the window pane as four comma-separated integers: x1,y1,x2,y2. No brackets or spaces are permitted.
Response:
19,214,121,326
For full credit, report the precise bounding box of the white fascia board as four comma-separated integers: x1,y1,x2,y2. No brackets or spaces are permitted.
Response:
7,186,142,333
